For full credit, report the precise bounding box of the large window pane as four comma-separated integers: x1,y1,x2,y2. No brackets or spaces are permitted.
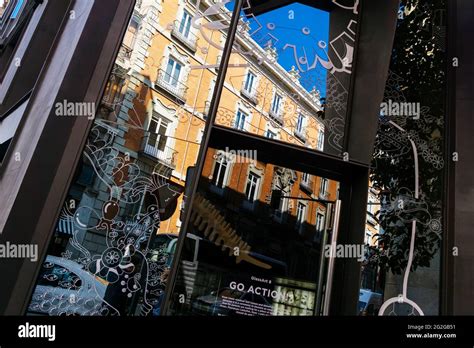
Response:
26,0,241,316
167,146,341,316
213,1,358,157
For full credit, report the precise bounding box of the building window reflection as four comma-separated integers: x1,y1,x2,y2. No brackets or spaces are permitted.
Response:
234,109,248,131
164,57,182,87
270,93,283,118
245,172,260,202
319,178,328,199
317,130,325,151
178,10,193,39
211,152,231,190
296,202,307,234
265,129,276,139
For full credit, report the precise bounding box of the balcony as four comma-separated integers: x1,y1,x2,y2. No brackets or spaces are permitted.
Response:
155,69,188,103
171,20,198,52
294,129,307,143
215,55,222,71
269,108,284,125
140,135,178,168
203,100,211,119
242,199,257,212
241,87,258,105
319,190,329,200
300,178,314,194
116,45,132,69
367,213,378,226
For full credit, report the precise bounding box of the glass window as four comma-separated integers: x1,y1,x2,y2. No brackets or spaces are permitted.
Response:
271,93,282,115
296,202,307,230
320,178,328,197
245,172,260,202
302,173,310,185
26,0,244,317
317,129,325,151
123,18,139,49
0,98,28,165
234,109,248,131
147,115,169,151
179,10,192,38
25,0,361,318
164,57,182,87
316,213,325,232
196,128,204,143
168,145,340,317
273,188,290,223
103,74,125,107
276,195,288,216
243,71,256,95
211,1,357,158
265,129,276,139
296,114,305,133
212,154,229,188
313,212,325,243
148,9,158,22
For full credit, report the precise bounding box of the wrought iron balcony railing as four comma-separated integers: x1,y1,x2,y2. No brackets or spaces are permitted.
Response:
140,134,178,168
241,86,258,104
155,69,188,102
171,20,198,51
116,44,132,68
300,178,314,192
269,108,284,125
294,128,307,143
319,190,329,200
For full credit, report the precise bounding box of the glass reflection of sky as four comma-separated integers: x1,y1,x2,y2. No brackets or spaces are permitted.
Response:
247,3,329,97
10,0,22,19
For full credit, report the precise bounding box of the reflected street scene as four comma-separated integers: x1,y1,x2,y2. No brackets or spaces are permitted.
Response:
168,146,340,316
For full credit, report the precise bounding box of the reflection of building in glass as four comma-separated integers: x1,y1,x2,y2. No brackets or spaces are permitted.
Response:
359,187,382,294
3,0,453,319
365,187,380,247
27,0,329,316
166,146,339,316
203,148,338,243
93,0,327,237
